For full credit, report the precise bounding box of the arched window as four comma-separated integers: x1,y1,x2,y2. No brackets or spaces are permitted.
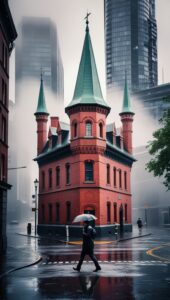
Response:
56,167,60,186
113,167,117,187
65,163,70,184
107,164,110,184
48,204,52,223
107,202,111,223
74,123,77,138
124,171,127,190
114,203,117,223
86,121,92,136
48,169,52,189
99,123,103,138
42,204,45,223
56,203,60,223
2,116,6,143
125,204,128,222
85,161,94,181
0,154,5,181
119,169,122,188
66,202,71,223
42,171,45,189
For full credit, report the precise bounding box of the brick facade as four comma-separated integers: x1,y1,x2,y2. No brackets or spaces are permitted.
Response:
35,21,135,236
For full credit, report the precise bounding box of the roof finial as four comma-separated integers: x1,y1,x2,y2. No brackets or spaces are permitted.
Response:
40,67,43,81
84,12,91,31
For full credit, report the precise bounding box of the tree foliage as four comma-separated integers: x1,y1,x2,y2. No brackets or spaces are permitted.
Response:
146,99,170,190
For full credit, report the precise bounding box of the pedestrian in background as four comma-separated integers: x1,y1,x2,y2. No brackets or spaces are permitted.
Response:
73,220,101,272
137,218,143,233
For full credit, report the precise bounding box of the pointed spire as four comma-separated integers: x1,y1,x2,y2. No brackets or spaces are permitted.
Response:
120,72,134,115
34,73,49,116
66,15,110,112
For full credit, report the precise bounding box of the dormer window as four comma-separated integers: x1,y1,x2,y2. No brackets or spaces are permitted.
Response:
86,121,92,137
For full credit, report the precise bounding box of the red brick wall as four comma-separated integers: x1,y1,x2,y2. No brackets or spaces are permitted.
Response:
38,152,132,225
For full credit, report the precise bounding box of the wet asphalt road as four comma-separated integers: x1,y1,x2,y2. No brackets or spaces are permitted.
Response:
0,226,170,299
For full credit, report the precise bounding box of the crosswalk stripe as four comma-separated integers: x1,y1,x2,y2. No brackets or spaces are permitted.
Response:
42,260,168,265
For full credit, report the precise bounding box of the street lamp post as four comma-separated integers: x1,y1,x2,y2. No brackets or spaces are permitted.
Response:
144,203,149,227
34,179,39,236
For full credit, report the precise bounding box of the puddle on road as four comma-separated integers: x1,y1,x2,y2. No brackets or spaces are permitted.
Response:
38,276,135,299
45,251,133,263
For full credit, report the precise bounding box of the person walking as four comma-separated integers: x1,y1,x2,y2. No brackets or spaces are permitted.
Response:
73,220,101,272
137,218,143,233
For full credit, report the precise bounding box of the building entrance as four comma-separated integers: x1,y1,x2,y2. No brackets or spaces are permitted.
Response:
84,209,95,227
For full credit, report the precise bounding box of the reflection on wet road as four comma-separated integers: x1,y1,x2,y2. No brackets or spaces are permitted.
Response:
1,226,170,299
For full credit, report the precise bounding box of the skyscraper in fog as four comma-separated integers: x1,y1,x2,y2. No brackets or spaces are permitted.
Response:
16,17,64,100
104,0,158,96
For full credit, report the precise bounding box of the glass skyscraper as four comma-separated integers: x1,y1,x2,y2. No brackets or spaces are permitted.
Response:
16,17,64,100
104,0,157,96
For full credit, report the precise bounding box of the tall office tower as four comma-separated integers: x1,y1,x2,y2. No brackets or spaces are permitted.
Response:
16,17,64,101
104,0,158,97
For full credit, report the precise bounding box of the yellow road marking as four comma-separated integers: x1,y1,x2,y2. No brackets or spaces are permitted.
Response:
146,243,170,262
66,240,115,245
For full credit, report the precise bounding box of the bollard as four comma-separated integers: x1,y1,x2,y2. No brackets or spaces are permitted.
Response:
114,224,118,240
27,223,31,235
66,225,69,237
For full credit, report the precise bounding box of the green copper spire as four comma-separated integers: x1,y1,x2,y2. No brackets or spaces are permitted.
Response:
35,74,49,115
120,72,134,115
66,16,110,111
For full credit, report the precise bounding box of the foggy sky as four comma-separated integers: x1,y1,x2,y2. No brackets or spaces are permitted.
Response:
9,0,170,103
7,0,170,216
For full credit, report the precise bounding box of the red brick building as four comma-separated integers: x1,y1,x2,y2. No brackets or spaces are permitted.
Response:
35,20,135,236
0,0,17,252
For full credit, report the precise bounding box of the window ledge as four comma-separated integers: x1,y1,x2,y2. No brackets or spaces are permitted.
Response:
66,183,71,186
84,181,95,184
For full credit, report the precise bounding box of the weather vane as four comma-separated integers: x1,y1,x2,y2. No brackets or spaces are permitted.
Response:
84,12,91,24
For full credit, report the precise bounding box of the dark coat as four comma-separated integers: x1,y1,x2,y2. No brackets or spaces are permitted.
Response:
82,225,94,253
137,219,143,228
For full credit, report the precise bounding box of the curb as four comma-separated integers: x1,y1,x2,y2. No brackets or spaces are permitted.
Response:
16,233,40,239
0,256,42,279
118,233,152,242
16,232,152,244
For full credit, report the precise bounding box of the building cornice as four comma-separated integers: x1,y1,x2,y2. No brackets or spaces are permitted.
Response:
39,185,132,197
65,104,110,117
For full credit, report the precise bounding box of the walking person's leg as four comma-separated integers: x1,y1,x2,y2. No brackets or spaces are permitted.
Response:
73,250,86,271
89,252,101,272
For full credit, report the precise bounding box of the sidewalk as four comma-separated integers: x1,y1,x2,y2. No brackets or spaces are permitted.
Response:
0,225,151,278
0,226,41,278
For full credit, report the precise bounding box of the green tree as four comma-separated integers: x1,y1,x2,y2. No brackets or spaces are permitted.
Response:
146,100,170,190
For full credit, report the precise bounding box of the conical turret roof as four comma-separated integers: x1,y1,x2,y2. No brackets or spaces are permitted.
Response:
35,75,49,116
120,73,134,115
66,18,110,112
